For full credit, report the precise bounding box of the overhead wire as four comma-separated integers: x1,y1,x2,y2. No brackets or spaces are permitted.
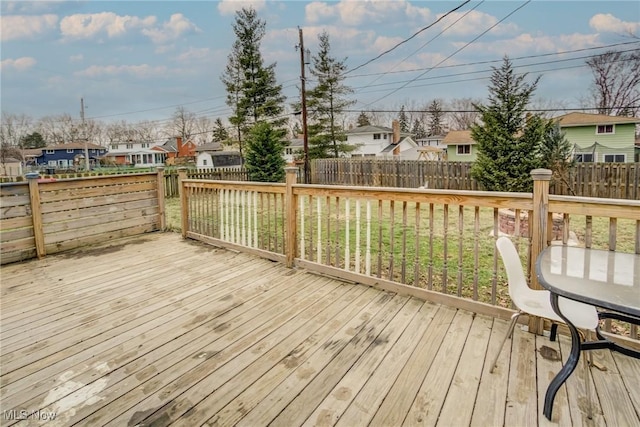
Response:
346,0,472,75
360,0,532,108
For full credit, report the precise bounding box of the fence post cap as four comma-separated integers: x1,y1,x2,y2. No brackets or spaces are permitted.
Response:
25,172,41,179
156,166,165,171
285,166,299,173
530,169,552,181
177,166,188,170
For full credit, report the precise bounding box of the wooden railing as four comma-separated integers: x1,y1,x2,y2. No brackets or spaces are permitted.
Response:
312,159,640,199
181,168,640,338
0,169,165,264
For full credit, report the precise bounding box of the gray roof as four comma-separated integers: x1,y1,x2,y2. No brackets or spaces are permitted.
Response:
160,138,178,152
196,141,223,152
346,125,393,134
286,138,304,148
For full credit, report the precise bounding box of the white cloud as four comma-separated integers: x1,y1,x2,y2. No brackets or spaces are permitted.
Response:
175,47,212,62
217,0,266,16
60,12,156,40
74,64,169,78
372,36,405,53
589,13,640,34
141,13,200,44
305,2,336,23
305,0,430,26
69,54,83,62
436,10,519,36
452,33,600,57
0,14,58,41
1,57,37,71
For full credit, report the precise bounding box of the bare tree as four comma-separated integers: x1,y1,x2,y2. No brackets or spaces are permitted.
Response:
35,114,81,144
165,106,197,141
1,113,32,167
193,116,213,145
448,98,482,130
586,50,640,117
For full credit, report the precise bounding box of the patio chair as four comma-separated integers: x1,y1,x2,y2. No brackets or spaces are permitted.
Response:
489,237,599,416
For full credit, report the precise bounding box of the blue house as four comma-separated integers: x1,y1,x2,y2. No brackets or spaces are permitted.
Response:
24,142,107,169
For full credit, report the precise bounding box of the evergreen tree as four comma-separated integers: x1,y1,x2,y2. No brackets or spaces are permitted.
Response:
212,118,230,144
20,132,46,149
539,120,576,194
427,99,445,136
244,122,286,182
470,56,545,192
411,118,427,139
398,105,409,132
356,112,371,127
221,7,286,157
306,31,355,158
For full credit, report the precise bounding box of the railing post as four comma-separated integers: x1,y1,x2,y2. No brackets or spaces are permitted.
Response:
529,168,552,334
156,167,166,230
178,167,189,238
285,166,298,268
26,172,45,258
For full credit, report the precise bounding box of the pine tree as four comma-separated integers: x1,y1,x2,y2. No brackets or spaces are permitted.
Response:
306,31,355,158
221,7,286,157
539,120,576,194
427,100,445,136
470,56,545,192
398,105,409,132
244,122,286,182
411,118,427,139
212,118,230,144
356,112,371,127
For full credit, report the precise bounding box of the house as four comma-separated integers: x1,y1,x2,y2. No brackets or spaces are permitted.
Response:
196,142,242,169
347,121,414,158
0,157,23,177
442,130,476,161
153,137,197,166
24,142,107,169
104,140,166,167
555,112,640,163
284,136,304,164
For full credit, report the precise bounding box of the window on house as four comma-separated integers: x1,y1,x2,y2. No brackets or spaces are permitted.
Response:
46,149,54,154
141,143,149,148
603,154,625,162
111,144,119,150
457,145,471,155
574,153,594,162
596,124,614,134
203,159,208,166
364,153,376,157
126,143,133,149
66,149,74,153
373,134,381,140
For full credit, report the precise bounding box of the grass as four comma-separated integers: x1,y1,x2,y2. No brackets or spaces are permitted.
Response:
164,193,637,308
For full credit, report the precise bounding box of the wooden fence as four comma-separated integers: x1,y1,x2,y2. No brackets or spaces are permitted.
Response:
312,160,640,199
0,170,165,264
164,168,249,198
180,167,640,338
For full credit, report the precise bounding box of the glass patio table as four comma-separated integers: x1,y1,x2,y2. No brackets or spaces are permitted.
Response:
535,245,640,420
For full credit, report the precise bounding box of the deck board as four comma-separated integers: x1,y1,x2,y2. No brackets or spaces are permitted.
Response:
1,232,638,427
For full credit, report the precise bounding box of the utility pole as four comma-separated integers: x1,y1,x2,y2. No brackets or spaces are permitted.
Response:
298,27,310,184
80,97,90,170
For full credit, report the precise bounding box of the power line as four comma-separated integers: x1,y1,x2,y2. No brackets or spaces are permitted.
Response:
346,0,472,75
361,0,532,107
346,40,640,80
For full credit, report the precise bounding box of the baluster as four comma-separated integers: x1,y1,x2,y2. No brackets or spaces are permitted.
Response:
366,199,372,276
344,198,350,271
317,196,322,263
355,199,361,274
299,195,306,260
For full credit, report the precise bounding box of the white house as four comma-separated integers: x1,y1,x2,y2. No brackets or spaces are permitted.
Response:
196,142,242,169
104,140,165,167
284,137,304,164
347,121,416,158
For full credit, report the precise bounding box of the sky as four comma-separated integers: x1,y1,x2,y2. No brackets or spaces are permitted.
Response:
1,0,639,128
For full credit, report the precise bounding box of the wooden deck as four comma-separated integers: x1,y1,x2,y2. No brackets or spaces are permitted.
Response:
1,232,638,426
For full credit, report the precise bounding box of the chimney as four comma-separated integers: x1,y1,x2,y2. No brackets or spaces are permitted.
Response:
392,120,400,144
176,136,183,157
